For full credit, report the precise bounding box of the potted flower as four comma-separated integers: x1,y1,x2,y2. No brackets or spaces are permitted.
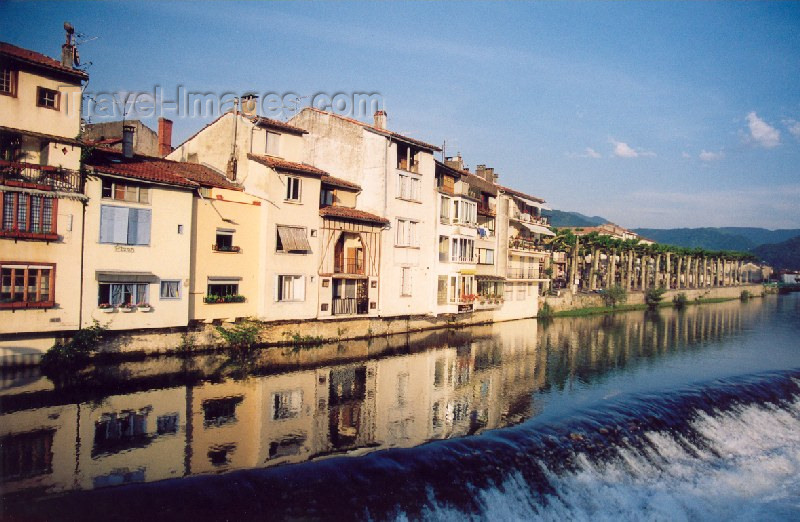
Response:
138,303,152,312
121,303,136,312
98,302,114,313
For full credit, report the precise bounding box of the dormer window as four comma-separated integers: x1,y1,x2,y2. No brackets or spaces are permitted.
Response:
320,187,334,207
36,87,59,110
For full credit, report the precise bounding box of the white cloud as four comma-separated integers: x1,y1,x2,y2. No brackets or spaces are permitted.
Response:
699,149,724,162
610,139,655,158
583,147,601,158
746,111,780,148
681,151,691,159
784,119,800,139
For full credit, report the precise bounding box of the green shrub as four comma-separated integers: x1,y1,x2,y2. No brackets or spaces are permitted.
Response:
740,290,751,301
600,285,628,308
215,323,260,349
41,321,106,369
538,301,554,318
673,292,688,308
644,287,667,309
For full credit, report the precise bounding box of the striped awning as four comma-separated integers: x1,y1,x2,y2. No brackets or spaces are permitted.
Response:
277,225,311,252
517,222,555,236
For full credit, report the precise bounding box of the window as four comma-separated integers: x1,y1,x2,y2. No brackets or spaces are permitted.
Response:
437,275,447,305
0,67,17,97
1,192,57,238
272,390,302,420
438,235,449,262
400,267,412,296
206,282,239,300
397,172,421,201
213,229,239,252
396,142,420,173
36,87,59,110
517,285,527,300
99,205,151,245
453,200,477,226
320,188,334,207
477,248,495,265
285,176,301,202
451,237,475,263
276,225,311,253
98,282,149,306
157,414,179,435
276,275,305,302
160,280,181,300
440,195,450,222
203,396,243,427
395,218,418,247
266,131,281,156
0,263,54,308
1,430,54,480
101,180,150,204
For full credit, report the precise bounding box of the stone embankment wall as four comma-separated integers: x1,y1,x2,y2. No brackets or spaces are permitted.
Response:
0,284,766,366
543,284,763,312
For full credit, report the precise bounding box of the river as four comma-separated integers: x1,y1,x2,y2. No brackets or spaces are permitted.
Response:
1,293,799,520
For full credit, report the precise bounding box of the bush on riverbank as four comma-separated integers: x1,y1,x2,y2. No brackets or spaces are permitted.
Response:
645,287,667,309
215,323,260,349
600,285,628,308
41,321,107,370
673,292,688,309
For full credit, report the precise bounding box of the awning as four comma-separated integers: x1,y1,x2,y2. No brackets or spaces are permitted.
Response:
95,271,158,283
207,276,243,282
476,275,506,282
459,269,477,275
277,225,311,252
518,222,555,236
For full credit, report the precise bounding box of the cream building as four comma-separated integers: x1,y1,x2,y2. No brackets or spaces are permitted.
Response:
0,36,87,361
290,108,440,318
168,111,322,322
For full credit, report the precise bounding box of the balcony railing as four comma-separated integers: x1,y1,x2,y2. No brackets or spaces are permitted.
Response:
450,254,477,264
512,212,549,226
508,238,547,252
334,257,364,275
477,203,495,216
212,244,241,253
332,297,368,315
0,160,82,193
506,268,540,280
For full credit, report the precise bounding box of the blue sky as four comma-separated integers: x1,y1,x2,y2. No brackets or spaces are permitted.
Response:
3,1,799,229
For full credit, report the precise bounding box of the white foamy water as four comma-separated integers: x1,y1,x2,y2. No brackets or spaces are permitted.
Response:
408,395,800,521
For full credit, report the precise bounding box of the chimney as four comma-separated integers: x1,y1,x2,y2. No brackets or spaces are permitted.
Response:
373,110,387,130
122,125,135,158
158,117,173,157
445,153,464,171
61,22,76,69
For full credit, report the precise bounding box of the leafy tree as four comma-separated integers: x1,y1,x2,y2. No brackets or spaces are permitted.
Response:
644,287,667,309
600,284,628,308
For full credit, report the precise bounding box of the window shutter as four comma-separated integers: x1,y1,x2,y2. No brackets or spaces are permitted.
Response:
137,209,151,245
112,206,129,244
99,205,114,243
274,275,280,302
297,275,305,301
127,208,138,245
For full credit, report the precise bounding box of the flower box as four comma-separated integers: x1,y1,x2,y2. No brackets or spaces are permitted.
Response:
99,304,115,313
138,305,152,312
121,305,136,313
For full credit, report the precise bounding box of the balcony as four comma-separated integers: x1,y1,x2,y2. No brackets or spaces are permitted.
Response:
450,254,477,264
0,160,82,193
512,212,549,226
477,203,495,216
334,257,364,275
506,268,540,280
508,238,547,253
332,297,368,315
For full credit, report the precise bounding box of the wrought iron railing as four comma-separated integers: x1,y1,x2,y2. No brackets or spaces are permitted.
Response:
334,257,364,275
0,160,82,193
332,297,368,315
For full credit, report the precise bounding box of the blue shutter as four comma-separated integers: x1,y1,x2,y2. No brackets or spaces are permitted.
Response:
127,208,138,245
99,205,114,243
112,207,129,244
137,209,151,245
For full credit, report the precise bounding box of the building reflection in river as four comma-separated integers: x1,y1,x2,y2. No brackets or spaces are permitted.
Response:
0,299,755,498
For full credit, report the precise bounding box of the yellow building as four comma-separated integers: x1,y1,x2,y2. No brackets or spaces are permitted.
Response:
0,37,87,362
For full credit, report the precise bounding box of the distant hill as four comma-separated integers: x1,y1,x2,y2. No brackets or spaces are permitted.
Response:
632,228,757,251
545,209,607,228
753,236,800,271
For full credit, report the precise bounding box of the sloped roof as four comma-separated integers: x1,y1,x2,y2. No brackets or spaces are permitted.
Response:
319,205,389,225
247,153,328,177
498,185,545,204
86,149,238,190
0,42,87,80
435,160,498,195
301,107,441,152
251,116,307,135
0,125,83,147
320,174,360,191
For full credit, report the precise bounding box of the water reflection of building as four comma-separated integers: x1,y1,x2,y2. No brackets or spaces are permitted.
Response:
1,303,753,498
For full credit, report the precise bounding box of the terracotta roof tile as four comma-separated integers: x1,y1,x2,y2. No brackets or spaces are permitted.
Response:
498,185,545,204
319,206,389,225
301,107,441,152
320,174,360,191
247,153,328,177
251,116,308,135
0,42,88,80
86,149,238,190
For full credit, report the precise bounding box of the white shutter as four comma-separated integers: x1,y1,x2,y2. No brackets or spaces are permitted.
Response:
297,275,305,301
112,206,130,244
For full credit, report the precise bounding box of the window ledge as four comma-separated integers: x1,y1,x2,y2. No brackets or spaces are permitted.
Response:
396,197,422,204
0,301,56,310
0,230,59,241
394,245,420,249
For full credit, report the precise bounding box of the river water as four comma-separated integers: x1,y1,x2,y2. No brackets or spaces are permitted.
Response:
1,294,799,521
